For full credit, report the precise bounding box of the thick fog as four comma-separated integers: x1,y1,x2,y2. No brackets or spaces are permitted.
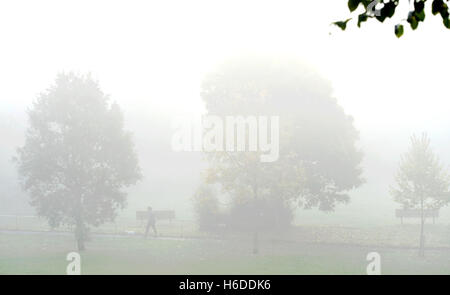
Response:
1,0,449,275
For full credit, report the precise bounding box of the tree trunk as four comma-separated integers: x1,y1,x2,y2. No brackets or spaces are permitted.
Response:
74,193,86,251
419,195,425,257
252,181,259,255
77,234,85,251
252,231,259,254
75,218,86,252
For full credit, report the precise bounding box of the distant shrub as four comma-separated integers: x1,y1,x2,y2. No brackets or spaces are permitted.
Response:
228,197,294,232
192,185,221,231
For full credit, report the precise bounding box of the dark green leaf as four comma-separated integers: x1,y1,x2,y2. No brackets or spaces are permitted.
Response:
395,24,404,38
375,2,398,23
414,1,425,13
440,3,450,19
444,17,450,28
384,1,398,18
432,0,444,15
358,13,369,27
375,13,387,23
333,18,352,30
348,0,361,12
415,9,426,22
361,0,373,9
407,12,419,30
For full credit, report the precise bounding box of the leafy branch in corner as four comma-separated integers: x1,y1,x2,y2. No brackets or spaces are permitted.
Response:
333,0,450,38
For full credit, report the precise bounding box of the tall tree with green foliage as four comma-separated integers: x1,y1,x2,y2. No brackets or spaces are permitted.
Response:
201,56,364,253
15,73,141,251
334,0,450,38
391,133,450,256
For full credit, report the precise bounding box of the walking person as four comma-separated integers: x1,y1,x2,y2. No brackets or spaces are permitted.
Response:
144,206,157,238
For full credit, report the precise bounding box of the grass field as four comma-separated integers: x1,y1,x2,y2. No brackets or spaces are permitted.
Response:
1,230,449,275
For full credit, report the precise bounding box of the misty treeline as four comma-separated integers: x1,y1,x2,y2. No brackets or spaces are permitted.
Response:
9,56,450,252
191,57,450,254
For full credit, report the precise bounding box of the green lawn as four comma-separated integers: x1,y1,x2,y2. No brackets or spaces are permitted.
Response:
0,231,449,275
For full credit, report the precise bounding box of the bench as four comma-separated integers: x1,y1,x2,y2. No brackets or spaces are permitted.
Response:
395,209,439,224
136,210,176,224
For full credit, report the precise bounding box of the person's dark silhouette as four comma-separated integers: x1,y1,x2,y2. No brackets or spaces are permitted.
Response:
144,206,157,238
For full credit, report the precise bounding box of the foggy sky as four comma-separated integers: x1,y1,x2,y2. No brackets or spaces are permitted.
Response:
1,0,450,224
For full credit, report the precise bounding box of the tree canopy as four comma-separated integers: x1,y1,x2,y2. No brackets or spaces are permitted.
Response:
201,56,364,212
390,133,450,256
15,73,141,250
391,133,450,210
200,56,364,252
